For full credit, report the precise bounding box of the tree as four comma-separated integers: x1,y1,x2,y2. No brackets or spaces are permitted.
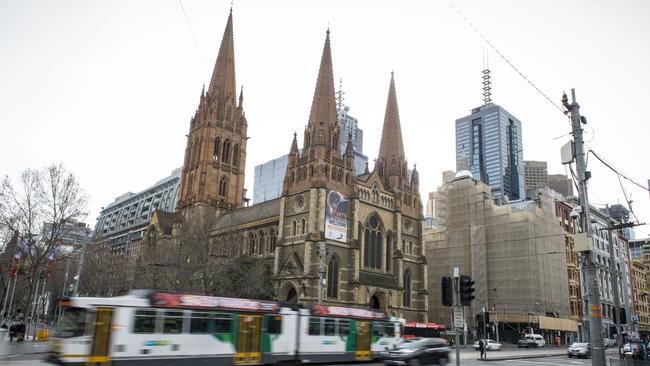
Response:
0,164,88,317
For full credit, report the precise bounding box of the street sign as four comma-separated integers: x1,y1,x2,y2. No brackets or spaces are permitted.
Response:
453,307,464,329
632,314,639,324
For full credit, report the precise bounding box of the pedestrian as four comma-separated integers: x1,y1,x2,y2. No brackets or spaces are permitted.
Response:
479,338,486,359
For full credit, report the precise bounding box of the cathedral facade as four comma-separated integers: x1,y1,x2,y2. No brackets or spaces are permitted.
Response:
148,10,428,321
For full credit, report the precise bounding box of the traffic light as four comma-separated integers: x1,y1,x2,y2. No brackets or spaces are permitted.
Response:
484,310,490,324
460,275,475,306
441,276,453,307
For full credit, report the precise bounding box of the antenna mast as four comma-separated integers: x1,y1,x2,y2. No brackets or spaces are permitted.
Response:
336,77,345,111
482,52,492,105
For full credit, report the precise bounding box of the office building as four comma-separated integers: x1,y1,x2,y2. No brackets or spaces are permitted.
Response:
524,160,548,197
548,174,574,198
455,103,524,201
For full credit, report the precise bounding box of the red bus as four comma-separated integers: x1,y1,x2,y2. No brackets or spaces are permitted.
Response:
403,322,446,339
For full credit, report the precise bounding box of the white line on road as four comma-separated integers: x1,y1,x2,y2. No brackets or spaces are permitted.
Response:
504,359,581,366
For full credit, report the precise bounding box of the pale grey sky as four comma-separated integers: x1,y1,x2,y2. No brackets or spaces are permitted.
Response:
1,0,648,236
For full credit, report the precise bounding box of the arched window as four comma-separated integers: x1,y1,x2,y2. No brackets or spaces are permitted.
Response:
386,232,393,272
345,174,349,184
213,137,221,160
363,214,383,270
331,167,337,179
310,165,314,177
327,255,340,299
337,170,342,181
218,176,227,197
301,218,306,234
403,269,412,307
269,230,277,253
192,139,200,163
222,139,231,163
292,221,297,236
248,233,256,254
233,144,240,166
258,232,265,255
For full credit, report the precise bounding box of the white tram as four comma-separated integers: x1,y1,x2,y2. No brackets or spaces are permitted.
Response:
49,291,404,365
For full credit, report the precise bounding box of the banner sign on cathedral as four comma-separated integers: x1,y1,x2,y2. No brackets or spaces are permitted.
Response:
325,190,349,242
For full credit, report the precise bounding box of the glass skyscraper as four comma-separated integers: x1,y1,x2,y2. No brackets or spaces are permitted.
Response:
455,103,525,201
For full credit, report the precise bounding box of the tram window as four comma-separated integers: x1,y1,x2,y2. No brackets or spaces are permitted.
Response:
190,312,231,334
267,315,282,334
308,317,321,335
133,310,157,333
385,322,395,337
190,312,211,333
214,317,231,334
372,322,384,337
338,319,350,336
324,318,336,336
163,311,184,334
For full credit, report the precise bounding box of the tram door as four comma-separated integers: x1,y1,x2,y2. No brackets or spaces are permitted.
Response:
355,320,371,361
235,315,262,364
86,308,113,366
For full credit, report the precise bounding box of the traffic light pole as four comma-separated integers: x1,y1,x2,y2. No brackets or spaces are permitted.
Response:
564,89,604,366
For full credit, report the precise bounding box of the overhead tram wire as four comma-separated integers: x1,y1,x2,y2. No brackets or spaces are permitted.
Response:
588,149,649,193
447,1,566,116
178,0,208,73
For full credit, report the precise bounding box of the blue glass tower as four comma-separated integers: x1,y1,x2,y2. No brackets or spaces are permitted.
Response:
455,103,525,201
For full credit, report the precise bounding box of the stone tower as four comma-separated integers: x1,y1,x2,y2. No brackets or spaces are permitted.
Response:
375,73,422,220
282,30,357,198
177,10,248,215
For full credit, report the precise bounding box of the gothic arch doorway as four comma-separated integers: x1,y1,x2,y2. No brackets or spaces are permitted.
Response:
369,294,381,310
286,287,298,303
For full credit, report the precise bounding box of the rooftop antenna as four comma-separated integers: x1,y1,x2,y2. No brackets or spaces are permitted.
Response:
336,77,345,111
482,50,492,105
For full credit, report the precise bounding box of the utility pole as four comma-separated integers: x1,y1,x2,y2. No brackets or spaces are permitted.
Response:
564,89,604,366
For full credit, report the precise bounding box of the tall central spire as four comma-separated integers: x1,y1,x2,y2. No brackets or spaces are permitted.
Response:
208,9,237,104
378,72,405,162
307,29,337,128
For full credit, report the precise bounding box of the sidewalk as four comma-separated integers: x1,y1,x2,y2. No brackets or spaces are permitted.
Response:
0,335,50,358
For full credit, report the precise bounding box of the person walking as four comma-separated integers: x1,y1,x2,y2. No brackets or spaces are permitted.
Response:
479,338,486,359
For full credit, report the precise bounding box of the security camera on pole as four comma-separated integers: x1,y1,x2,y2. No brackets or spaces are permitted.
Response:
562,89,604,366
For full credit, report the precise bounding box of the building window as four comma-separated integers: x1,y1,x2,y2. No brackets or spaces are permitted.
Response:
269,230,276,253
386,231,393,272
218,176,227,197
292,220,297,236
301,218,306,234
327,255,340,299
233,144,240,167
222,139,231,164
363,214,383,270
258,232,265,255
403,269,412,307
213,137,221,160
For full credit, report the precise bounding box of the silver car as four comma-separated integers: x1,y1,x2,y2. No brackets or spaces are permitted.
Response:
568,342,591,358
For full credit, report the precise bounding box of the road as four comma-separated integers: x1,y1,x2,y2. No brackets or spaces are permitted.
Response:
0,342,625,366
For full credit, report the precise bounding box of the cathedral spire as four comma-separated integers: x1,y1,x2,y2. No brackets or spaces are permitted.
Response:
208,8,237,104
377,72,405,163
307,29,337,129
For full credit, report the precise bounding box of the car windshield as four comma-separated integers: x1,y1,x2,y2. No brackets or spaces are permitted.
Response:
571,343,588,347
57,307,88,338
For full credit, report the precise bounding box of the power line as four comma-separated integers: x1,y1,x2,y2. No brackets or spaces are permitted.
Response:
588,149,649,193
178,0,207,73
447,1,565,115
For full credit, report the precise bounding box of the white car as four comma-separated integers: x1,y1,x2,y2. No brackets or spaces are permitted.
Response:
473,339,503,351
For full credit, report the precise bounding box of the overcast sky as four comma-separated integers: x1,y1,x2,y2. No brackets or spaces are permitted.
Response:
1,0,648,237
